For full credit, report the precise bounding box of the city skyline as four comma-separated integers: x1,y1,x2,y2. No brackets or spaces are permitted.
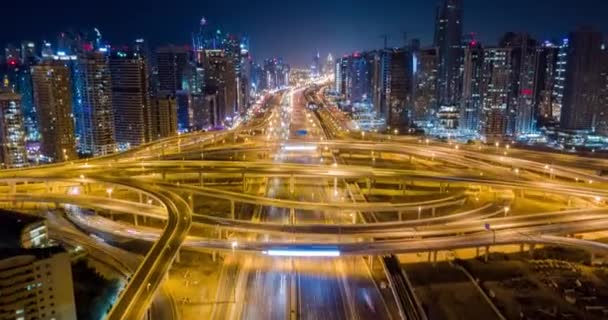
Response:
3,0,608,66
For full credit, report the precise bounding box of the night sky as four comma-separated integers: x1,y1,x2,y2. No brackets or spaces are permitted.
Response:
3,0,608,66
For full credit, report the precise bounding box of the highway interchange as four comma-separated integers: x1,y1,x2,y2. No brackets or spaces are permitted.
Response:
1,85,608,319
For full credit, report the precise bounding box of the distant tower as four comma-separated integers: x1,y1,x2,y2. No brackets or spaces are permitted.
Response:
72,51,116,156
312,52,321,78
324,53,334,77
0,89,27,167
560,27,603,131
109,46,151,148
434,0,464,108
32,60,77,162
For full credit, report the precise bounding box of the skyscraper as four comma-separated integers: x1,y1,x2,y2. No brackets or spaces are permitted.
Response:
480,47,512,141
434,0,463,109
150,92,178,140
459,41,483,133
72,51,116,156
500,33,539,136
551,38,569,122
325,53,334,77
0,89,27,167
535,41,559,126
311,52,321,78
156,46,191,131
560,27,603,131
387,48,414,130
203,50,237,126
109,48,151,148
413,47,438,124
31,61,77,162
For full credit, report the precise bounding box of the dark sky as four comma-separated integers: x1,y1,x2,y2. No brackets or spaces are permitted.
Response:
3,0,608,66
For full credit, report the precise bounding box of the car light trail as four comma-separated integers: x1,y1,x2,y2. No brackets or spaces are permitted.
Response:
264,249,341,257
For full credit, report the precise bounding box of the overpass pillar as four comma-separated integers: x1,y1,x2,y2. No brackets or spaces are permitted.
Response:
333,177,338,191
242,173,247,193
188,194,194,209
199,172,204,186
529,244,536,257
290,175,295,195
212,251,217,262
134,215,138,226
432,207,436,217
433,251,438,265
484,246,490,263
230,200,235,220
175,250,181,264
475,247,480,257
398,211,402,221
418,207,422,220
290,208,295,225
366,178,371,193
138,192,143,204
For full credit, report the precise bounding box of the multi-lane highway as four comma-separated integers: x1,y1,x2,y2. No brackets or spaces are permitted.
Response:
1,85,608,319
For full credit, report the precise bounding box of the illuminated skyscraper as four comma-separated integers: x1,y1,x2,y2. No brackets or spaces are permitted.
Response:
203,50,237,125
324,53,334,77
500,33,539,136
535,41,559,126
31,61,77,162
434,0,463,108
0,89,27,168
311,52,321,78
551,38,569,122
459,41,483,133
480,47,512,141
72,51,116,156
413,47,438,124
387,48,414,130
109,48,151,148
560,27,602,131
150,92,178,139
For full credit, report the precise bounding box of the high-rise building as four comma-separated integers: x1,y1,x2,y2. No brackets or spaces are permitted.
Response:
551,38,569,122
72,51,116,156
560,27,603,131
324,53,334,77
203,50,237,126
150,92,178,140
2,52,38,142
413,47,438,124
311,52,321,78
109,48,151,148
335,55,350,96
20,41,38,66
434,0,464,108
346,52,371,103
31,61,77,162
0,89,27,167
459,41,483,133
0,249,76,320
535,41,559,126
155,46,190,93
480,47,512,141
500,33,539,136
387,48,414,130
